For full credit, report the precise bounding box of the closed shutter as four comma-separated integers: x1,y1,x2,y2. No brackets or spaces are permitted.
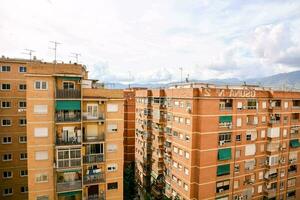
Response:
87,125,98,137
34,128,48,137
34,105,48,114
245,144,256,156
35,151,48,160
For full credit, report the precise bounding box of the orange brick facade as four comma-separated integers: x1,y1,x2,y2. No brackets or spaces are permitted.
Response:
135,84,300,200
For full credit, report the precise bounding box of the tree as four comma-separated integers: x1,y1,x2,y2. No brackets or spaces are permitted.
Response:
124,162,136,200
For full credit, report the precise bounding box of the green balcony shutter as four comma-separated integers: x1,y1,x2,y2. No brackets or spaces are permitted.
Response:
218,148,232,161
290,139,300,148
217,164,230,176
58,191,81,197
56,100,81,110
63,77,81,80
219,116,232,123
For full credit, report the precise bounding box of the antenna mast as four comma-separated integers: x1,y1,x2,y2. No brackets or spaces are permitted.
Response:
49,41,61,63
23,49,35,61
71,52,81,63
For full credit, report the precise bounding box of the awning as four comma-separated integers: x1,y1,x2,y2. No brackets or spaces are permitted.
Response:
218,148,232,161
219,116,232,123
58,191,81,197
63,77,81,80
56,100,81,110
290,139,300,148
217,164,230,176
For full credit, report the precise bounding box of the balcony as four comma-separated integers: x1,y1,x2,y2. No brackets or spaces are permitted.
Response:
88,193,105,200
83,112,105,121
56,137,81,146
219,99,233,110
56,112,81,123
292,100,300,109
83,134,105,143
57,180,82,192
56,89,81,99
83,172,105,185
83,154,104,164
263,187,277,198
288,165,297,175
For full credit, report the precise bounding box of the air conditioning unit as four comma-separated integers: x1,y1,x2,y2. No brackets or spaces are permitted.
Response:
219,141,225,146
98,121,104,125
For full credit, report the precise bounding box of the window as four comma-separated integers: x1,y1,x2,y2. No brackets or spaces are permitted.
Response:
2,153,12,161
19,66,26,72
19,118,27,126
245,144,256,156
20,153,27,160
34,128,48,137
63,81,75,90
219,132,231,144
107,104,118,112
216,180,230,193
185,151,190,159
20,186,28,193
107,164,118,172
35,174,48,183
87,104,98,118
1,83,11,90
185,134,190,142
287,178,296,187
1,101,11,108
234,180,239,189
236,117,242,127
107,144,117,152
35,151,48,160
34,105,48,114
20,170,28,177
236,134,241,142
36,196,49,200
108,182,118,190
57,148,81,168
261,130,266,138
2,136,12,144
3,171,12,179
19,84,26,91
262,101,267,109
235,150,241,158
3,188,13,196
184,167,189,175
19,136,27,143
234,164,240,173
107,124,118,132
2,119,12,126
34,81,48,90
184,183,189,191
186,118,191,125
19,101,26,108
1,66,11,72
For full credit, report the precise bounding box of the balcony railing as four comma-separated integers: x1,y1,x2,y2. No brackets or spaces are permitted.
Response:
83,112,105,121
56,113,81,122
56,137,81,145
83,172,105,185
83,154,104,164
56,180,82,192
88,193,105,200
57,159,81,168
56,89,81,99
83,134,105,143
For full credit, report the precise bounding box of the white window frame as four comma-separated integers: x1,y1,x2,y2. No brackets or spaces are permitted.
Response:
19,66,27,73
19,118,27,126
1,66,11,72
1,83,11,90
19,84,26,91
35,151,48,161
19,100,26,108
3,188,13,196
2,153,12,161
1,119,12,126
20,152,27,160
35,173,48,183
107,104,118,112
20,170,28,177
62,81,75,90
2,136,12,144
3,171,13,179
1,101,11,108
87,104,98,119
34,81,48,90
19,136,27,143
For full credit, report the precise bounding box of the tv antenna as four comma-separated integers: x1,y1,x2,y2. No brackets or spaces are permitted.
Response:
22,49,35,60
49,41,61,63
179,67,183,83
71,52,81,63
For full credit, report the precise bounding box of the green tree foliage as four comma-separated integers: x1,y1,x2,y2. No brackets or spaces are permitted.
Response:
124,162,136,200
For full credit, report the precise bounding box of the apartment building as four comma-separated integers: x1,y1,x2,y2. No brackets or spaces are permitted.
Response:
0,58,29,200
124,89,136,166
135,83,300,200
0,57,124,200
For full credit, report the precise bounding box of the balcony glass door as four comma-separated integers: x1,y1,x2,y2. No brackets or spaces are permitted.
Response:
87,104,98,119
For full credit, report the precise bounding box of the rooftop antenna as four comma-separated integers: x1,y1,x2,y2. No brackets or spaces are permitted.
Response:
49,41,61,63
71,52,81,63
179,67,183,83
22,49,35,60
186,74,189,83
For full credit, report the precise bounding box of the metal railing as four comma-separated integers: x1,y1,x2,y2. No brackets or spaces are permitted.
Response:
83,134,105,143
56,180,82,192
82,112,105,121
88,193,105,200
83,173,105,185
83,154,104,164
56,89,81,99
56,137,81,145
56,113,81,122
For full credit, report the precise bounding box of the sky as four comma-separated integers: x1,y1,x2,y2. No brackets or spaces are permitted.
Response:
1,0,300,83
